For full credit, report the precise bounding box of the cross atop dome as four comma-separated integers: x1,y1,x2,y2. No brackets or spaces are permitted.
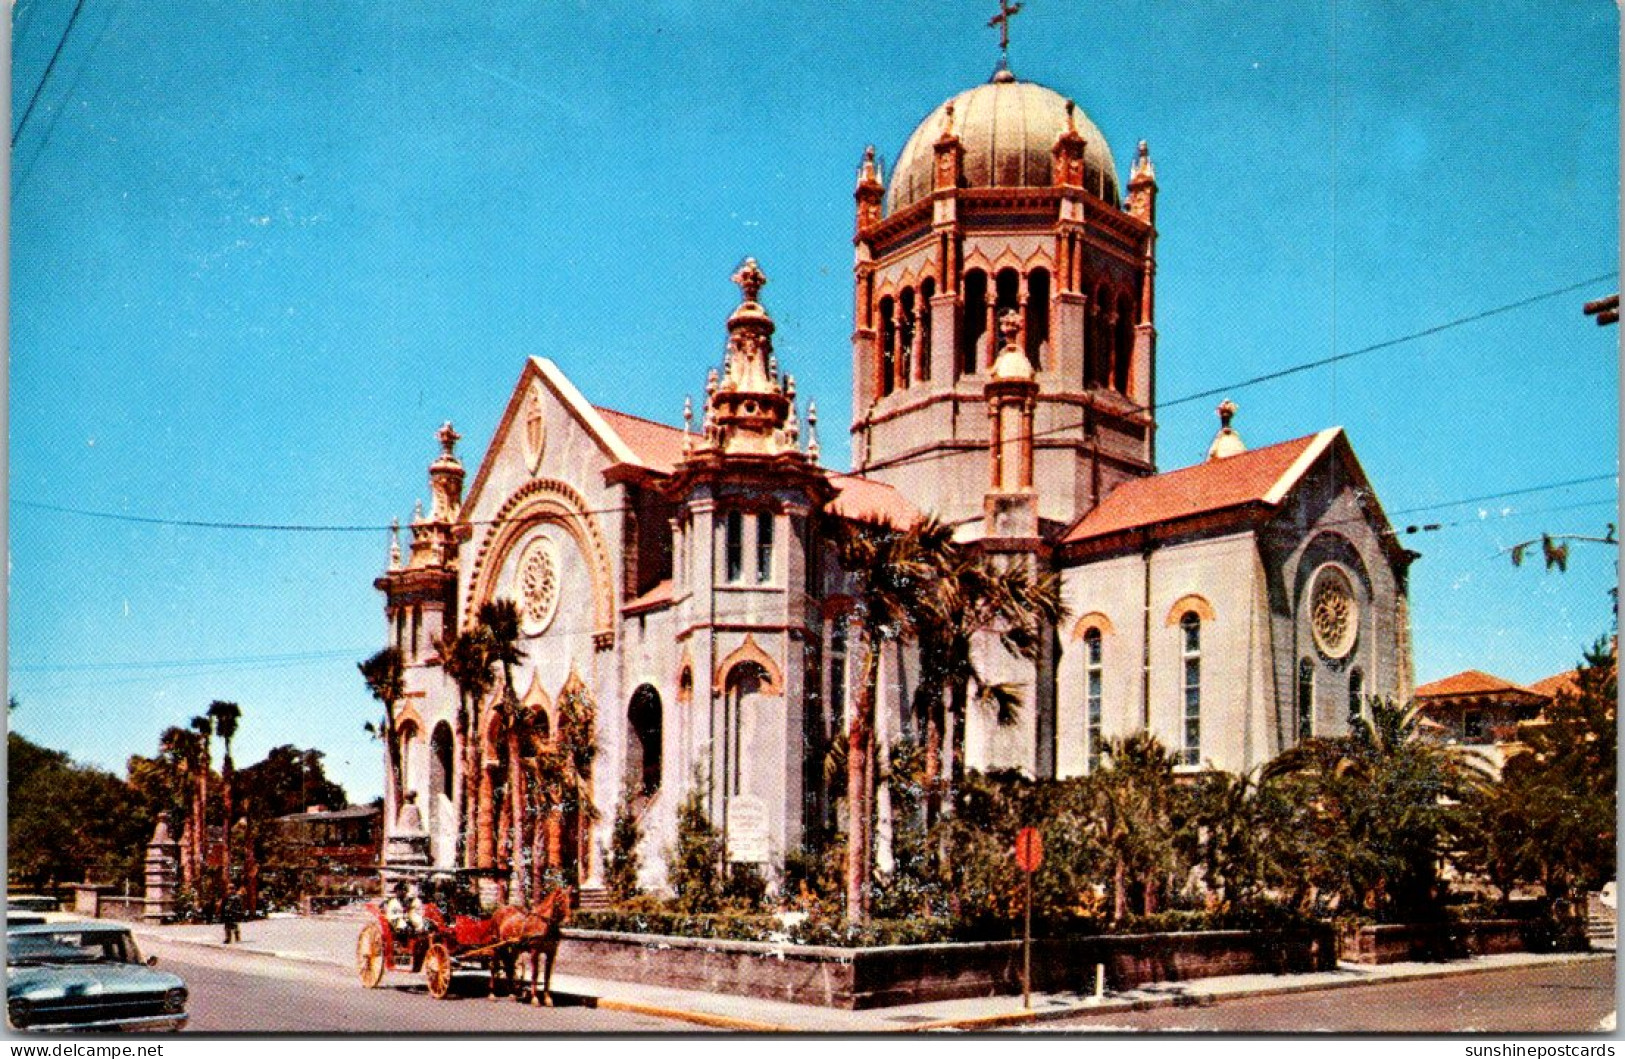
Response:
986,0,1023,75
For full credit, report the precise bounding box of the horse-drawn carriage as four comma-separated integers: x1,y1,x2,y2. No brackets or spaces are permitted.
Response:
354,867,569,1003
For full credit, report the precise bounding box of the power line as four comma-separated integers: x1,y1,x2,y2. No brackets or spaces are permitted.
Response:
1159,271,1620,409
13,273,1615,535
12,0,87,149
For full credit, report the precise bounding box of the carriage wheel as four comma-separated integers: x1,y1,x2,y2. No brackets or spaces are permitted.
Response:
356,923,386,989
423,943,454,999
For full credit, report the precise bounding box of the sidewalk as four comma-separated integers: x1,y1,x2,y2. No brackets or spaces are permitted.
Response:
131,912,1614,1033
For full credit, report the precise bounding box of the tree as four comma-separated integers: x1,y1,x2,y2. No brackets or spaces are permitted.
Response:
552,676,599,891
604,779,642,904
438,627,495,867
1479,639,1617,907
912,544,1065,823
831,516,945,923
667,770,722,913
477,598,528,902
1263,698,1490,922
189,713,214,900
157,725,205,891
358,647,406,814
9,734,149,889
1178,769,1295,911
1089,732,1183,920
208,700,242,894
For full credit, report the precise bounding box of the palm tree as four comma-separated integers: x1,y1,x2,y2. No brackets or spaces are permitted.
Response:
912,547,1065,824
1262,697,1490,921
358,647,406,816
438,627,495,867
158,725,204,891
207,700,242,895
477,598,527,902
1090,731,1182,920
832,516,944,924
189,714,214,896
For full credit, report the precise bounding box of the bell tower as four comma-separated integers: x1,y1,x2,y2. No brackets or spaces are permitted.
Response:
850,66,1159,536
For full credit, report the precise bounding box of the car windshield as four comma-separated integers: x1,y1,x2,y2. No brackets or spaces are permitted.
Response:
9,930,138,966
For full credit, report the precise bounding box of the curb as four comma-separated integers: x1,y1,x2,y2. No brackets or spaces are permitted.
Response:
914,951,1615,1031
591,997,790,1033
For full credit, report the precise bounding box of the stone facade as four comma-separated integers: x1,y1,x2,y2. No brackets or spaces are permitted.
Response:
371,62,1415,894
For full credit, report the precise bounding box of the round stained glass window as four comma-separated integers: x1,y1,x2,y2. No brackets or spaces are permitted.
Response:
516,536,560,635
1309,564,1358,659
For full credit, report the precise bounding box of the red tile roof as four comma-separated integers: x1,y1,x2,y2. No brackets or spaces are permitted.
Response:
623,578,675,614
593,404,920,529
827,474,921,529
594,407,687,474
1414,670,1537,700
1527,669,1579,699
1061,431,1328,544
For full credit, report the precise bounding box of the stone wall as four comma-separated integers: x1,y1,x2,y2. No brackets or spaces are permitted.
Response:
1339,920,1561,965
558,926,1335,1010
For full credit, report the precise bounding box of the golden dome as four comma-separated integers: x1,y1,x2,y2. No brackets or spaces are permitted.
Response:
884,72,1120,215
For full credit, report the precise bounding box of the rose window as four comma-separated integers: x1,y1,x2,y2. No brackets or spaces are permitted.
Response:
1309,565,1357,659
516,537,560,634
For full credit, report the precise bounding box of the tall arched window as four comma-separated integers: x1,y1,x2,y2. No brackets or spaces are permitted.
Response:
1348,668,1364,729
1297,659,1315,741
878,297,897,396
1026,268,1051,369
1084,628,1103,772
1087,285,1112,387
995,268,1021,365
828,619,848,737
724,511,744,582
410,606,422,660
897,287,915,389
755,512,774,584
918,278,935,381
628,685,663,797
1113,292,1135,395
1180,613,1201,766
961,270,988,376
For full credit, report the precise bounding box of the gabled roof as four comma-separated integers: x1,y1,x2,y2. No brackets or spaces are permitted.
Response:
1062,429,1336,544
1414,669,1543,702
594,407,686,475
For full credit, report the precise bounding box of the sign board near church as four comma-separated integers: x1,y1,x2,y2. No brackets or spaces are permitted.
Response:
727,796,769,863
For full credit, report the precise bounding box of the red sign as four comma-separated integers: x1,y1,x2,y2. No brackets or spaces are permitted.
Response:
1014,827,1043,873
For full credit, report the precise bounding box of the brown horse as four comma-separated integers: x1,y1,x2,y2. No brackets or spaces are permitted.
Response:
487,889,571,1006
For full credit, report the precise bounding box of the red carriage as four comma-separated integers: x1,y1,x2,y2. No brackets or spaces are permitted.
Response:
354,868,508,999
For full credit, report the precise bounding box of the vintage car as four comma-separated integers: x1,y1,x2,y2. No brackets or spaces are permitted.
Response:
6,920,188,1031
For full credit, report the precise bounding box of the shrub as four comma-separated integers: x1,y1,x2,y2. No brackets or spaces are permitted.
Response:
604,781,641,903
666,771,722,913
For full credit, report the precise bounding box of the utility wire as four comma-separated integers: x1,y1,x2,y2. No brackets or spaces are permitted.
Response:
13,274,1617,535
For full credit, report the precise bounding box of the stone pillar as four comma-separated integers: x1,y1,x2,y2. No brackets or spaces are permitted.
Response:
930,291,957,382
143,812,181,924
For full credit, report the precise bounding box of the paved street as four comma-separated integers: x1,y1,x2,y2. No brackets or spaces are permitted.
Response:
1046,957,1617,1033
141,936,705,1033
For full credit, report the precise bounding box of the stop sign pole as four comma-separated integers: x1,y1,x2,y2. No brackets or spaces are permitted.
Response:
1014,826,1043,1009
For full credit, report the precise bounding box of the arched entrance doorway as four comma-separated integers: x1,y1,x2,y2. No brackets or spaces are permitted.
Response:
428,722,455,864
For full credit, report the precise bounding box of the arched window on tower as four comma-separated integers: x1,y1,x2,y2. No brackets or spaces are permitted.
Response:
1180,612,1202,766
1348,668,1364,729
1026,268,1050,370
878,296,896,397
1113,292,1135,395
1088,284,1112,387
725,510,744,582
960,270,988,377
897,287,915,390
918,279,935,381
994,268,1021,366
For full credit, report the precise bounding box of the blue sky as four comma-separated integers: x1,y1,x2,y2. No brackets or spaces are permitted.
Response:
10,1,1618,802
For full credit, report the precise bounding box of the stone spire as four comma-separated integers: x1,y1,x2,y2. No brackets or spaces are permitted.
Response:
855,145,885,233
1127,139,1158,223
427,421,464,523
686,259,804,461
1207,399,1246,461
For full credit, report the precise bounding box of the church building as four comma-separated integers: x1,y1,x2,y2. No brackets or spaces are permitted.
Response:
372,51,1416,893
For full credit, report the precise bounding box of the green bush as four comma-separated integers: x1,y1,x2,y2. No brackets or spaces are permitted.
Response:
666,772,722,913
